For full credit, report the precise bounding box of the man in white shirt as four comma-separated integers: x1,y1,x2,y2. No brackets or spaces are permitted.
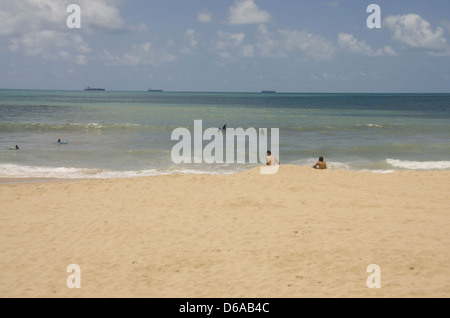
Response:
266,150,279,166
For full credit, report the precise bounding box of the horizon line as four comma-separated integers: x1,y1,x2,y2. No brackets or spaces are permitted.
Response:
1,88,450,94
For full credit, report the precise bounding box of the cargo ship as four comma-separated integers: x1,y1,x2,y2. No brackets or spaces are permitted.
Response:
147,88,164,92
261,90,276,94
84,86,105,91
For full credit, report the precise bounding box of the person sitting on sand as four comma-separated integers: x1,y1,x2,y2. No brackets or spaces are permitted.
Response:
266,150,280,166
313,156,327,170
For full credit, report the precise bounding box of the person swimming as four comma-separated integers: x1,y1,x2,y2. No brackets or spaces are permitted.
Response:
313,156,327,170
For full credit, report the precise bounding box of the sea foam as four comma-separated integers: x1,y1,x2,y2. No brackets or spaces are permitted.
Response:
386,159,450,170
0,164,238,179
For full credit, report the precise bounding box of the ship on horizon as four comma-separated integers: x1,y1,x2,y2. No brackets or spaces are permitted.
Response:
147,88,164,92
261,90,276,94
84,86,105,91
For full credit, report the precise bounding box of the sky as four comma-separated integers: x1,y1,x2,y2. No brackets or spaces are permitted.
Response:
1,0,450,92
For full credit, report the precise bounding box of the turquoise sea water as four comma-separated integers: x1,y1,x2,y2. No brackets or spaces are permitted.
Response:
1,89,449,178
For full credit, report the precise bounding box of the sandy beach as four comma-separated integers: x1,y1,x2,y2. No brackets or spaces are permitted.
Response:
0,166,449,298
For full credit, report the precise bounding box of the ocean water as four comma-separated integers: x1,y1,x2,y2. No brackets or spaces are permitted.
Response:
1,89,449,179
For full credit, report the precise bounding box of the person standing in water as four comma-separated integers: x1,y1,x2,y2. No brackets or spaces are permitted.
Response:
15,145,20,150
313,156,327,170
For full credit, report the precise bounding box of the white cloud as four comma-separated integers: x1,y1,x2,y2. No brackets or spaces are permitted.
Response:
241,44,254,58
255,25,335,61
441,20,450,33
214,61,226,68
75,54,88,65
256,24,286,58
338,33,397,56
327,1,340,7
0,8,21,36
180,29,201,54
382,46,397,56
212,31,255,60
9,30,59,55
215,31,245,50
385,14,449,54
0,1,128,35
228,0,271,25
0,0,135,64
7,29,92,66
72,34,91,54
130,23,148,32
323,72,336,80
58,51,70,59
279,29,335,61
78,0,126,32
180,47,192,55
320,72,354,81
102,43,177,66
0,1,64,36
198,10,212,23
186,29,199,49
9,30,91,61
